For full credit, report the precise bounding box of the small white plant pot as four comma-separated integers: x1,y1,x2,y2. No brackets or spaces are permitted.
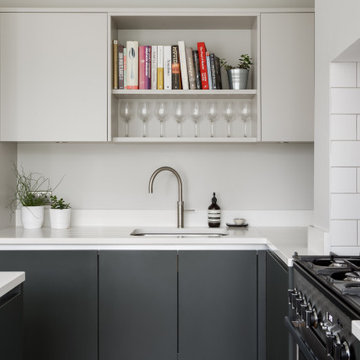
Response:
21,206,45,229
50,209,71,229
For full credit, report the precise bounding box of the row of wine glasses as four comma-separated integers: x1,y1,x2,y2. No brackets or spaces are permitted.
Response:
118,100,252,138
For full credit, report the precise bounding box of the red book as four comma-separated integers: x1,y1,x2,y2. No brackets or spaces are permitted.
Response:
197,42,209,90
139,45,146,90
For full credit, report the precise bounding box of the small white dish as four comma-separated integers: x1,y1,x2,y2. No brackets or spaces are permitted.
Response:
233,218,246,225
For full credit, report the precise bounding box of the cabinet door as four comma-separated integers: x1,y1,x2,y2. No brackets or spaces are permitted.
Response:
178,251,257,360
266,251,289,360
99,251,177,360
261,13,314,141
0,251,98,360
0,13,107,141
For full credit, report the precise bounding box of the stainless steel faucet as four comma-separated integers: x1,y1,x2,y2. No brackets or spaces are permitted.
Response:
148,166,184,228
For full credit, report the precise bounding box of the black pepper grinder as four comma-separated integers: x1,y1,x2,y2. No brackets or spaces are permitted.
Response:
208,192,221,228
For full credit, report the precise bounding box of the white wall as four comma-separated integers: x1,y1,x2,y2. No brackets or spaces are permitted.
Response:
0,143,16,228
314,0,360,232
17,143,314,211
0,0,314,8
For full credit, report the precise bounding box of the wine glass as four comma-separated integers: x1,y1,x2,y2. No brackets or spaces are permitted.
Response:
190,101,202,137
155,102,167,137
241,102,251,138
174,102,184,137
138,102,150,137
207,102,217,137
223,102,234,137
119,101,132,137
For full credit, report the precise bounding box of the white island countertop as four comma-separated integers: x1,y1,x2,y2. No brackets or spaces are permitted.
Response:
0,226,319,266
0,272,25,298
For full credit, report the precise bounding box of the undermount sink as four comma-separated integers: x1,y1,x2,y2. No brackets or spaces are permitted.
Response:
131,227,229,237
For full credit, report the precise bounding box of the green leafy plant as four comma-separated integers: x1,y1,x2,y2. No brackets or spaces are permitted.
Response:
50,195,70,210
220,54,254,71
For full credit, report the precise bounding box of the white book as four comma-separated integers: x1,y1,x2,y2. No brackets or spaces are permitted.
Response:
151,46,158,90
178,41,189,90
157,45,164,90
126,41,139,89
164,46,172,90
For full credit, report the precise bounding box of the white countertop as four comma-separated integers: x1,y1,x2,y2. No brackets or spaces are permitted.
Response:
0,226,318,266
0,272,25,298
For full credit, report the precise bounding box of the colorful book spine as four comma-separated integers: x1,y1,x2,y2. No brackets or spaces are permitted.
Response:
124,48,127,89
118,44,125,89
197,42,209,90
113,40,118,89
186,47,196,90
206,51,213,90
126,41,139,89
145,46,151,90
210,53,217,90
178,41,189,90
215,56,222,90
193,50,202,90
157,45,164,90
138,45,146,90
164,46,172,90
171,45,181,90
151,46,158,90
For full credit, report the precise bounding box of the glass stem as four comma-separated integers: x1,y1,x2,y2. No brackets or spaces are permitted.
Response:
125,121,129,137
194,121,199,138
210,121,214,137
227,120,231,138
243,119,247,138
177,122,182,138
160,120,164,138
143,120,147,137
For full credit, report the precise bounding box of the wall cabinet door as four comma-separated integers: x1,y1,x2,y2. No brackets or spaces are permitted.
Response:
0,251,98,360
178,251,258,360
261,13,314,142
99,251,178,360
266,251,289,360
0,13,108,141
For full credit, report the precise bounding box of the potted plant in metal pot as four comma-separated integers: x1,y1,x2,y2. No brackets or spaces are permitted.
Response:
50,195,71,229
14,168,50,229
221,54,253,89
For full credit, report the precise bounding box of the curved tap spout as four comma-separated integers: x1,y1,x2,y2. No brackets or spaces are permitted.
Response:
148,166,184,228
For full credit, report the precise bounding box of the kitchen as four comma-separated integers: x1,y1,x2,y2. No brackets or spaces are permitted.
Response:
0,0,358,359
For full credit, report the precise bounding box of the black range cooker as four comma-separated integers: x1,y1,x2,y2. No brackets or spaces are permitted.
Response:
287,255,360,360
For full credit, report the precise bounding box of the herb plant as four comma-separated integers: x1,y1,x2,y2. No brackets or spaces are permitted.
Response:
220,54,254,71
50,195,70,210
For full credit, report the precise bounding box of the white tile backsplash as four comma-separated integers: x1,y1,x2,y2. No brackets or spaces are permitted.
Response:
330,220,358,246
331,88,360,114
331,167,357,193
331,114,357,140
331,141,360,166
331,194,360,219
330,62,357,88
330,246,360,256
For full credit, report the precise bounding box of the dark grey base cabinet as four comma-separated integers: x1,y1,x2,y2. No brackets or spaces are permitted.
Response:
0,286,23,360
99,250,259,360
0,251,98,360
266,251,289,360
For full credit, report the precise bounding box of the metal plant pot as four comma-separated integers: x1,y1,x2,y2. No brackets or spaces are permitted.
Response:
227,68,249,89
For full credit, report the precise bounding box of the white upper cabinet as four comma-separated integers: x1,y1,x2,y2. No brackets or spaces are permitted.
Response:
260,13,314,142
0,13,108,142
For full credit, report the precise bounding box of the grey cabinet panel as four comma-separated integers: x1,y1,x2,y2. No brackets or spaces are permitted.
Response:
0,251,97,360
178,251,257,360
266,251,289,360
99,251,177,360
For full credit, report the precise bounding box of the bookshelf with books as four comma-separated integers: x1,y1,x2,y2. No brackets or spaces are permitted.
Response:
108,10,260,142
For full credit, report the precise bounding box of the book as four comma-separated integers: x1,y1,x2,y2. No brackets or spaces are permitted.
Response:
151,46,158,90
210,53,217,90
171,45,181,90
138,45,146,89
178,41,189,90
118,44,125,89
145,46,151,90
197,42,209,90
113,40,118,89
186,47,196,90
193,50,202,89
124,47,127,89
215,56,222,90
157,45,164,90
164,45,172,90
206,51,213,90
126,41,139,89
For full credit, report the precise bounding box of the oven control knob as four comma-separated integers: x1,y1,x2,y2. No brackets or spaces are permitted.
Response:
305,308,318,328
295,296,303,314
288,289,296,305
300,303,308,320
325,333,336,356
334,341,350,360
291,292,298,309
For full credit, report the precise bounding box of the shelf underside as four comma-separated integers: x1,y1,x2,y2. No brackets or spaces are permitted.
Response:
112,137,257,143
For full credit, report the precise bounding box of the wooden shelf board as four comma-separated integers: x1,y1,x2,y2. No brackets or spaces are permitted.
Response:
112,137,257,143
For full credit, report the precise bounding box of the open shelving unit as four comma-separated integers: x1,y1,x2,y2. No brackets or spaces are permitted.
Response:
108,10,260,142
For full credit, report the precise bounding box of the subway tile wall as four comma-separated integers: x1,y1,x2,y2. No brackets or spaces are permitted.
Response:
330,62,360,254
